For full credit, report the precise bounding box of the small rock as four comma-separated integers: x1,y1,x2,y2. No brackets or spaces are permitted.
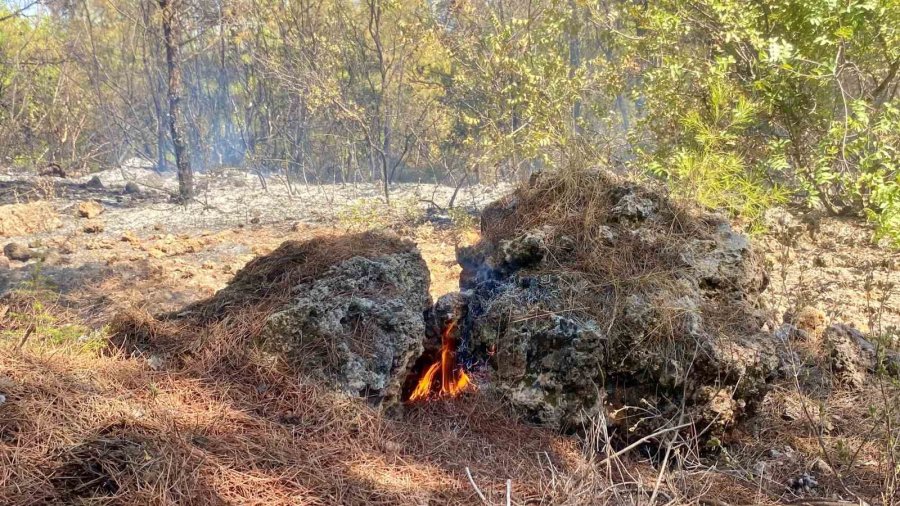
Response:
824,324,869,388
788,473,818,492
250,217,261,225
3,242,32,261
147,355,164,371
121,231,140,244
774,323,800,342
499,229,549,269
0,256,9,270
0,393,6,406
83,175,104,189
77,200,104,219
752,461,768,476
82,221,105,234
610,190,656,221
597,225,618,246
791,306,827,341
40,250,62,266
812,458,833,475
381,440,402,454
38,163,67,178
124,182,141,194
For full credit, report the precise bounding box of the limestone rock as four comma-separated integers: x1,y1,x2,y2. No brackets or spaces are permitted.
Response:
83,221,105,234
3,242,32,262
790,306,827,342
124,182,141,195
824,324,900,388
77,200,104,219
459,170,777,436
83,176,104,189
610,188,656,221
467,280,605,429
824,324,868,388
262,250,431,406
498,226,552,270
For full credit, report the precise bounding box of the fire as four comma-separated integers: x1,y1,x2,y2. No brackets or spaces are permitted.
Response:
408,321,474,401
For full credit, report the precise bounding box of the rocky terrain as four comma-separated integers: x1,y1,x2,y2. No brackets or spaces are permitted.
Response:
1,167,898,505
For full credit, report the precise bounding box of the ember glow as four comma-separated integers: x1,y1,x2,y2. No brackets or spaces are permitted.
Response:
409,321,473,401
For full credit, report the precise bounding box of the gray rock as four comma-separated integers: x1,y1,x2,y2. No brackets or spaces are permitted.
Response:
3,242,32,262
610,189,656,221
681,223,768,294
83,175,104,189
464,275,605,428
261,251,431,406
124,182,141,194
597,226,618,246
824,324,900,387
498,227,551,270
459,171,777,436
824,324,868,388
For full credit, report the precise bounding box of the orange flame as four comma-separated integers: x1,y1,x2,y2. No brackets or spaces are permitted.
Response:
408,321,474,401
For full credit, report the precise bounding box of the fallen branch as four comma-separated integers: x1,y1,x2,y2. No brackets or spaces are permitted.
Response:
465,467,488,505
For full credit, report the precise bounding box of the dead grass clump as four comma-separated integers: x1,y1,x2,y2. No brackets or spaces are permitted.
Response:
51,422,200,503
179,230,416,320
0,201,61,237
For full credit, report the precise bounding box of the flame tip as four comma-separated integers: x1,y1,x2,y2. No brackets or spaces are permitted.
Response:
407,319,474,402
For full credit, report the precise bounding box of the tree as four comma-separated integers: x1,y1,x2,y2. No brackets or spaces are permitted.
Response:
159,0,192,201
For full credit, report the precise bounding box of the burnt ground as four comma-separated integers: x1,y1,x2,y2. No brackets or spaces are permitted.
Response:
0,169,898,505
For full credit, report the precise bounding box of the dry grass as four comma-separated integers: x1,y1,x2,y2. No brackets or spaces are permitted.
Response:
2,180,897,504
2,286,603,505
0,201,61,237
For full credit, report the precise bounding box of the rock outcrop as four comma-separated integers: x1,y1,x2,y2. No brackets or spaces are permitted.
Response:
113,232,431,409
3,242,32,262
76,201,104,219
261,250,431,405
824,324,900,388
457,170,779,437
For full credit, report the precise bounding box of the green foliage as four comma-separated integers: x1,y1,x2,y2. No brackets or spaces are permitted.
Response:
646,66,787,227
2,0,899,241
448,206,478,232
607,0,900,240
1,295,108,354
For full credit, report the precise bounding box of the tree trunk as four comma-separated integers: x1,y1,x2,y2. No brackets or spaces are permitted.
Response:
159,0,192,201
381,111,391,204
